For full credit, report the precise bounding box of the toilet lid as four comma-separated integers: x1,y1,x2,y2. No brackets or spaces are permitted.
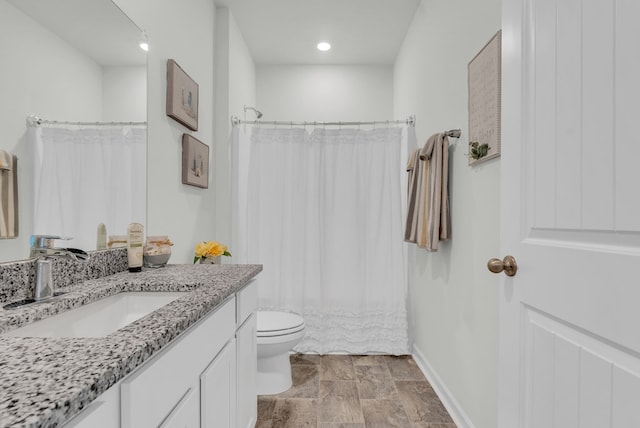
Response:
257,311,305,337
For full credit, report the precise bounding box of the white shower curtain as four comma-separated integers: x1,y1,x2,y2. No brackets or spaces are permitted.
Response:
30,124,146,250
233,125,410,354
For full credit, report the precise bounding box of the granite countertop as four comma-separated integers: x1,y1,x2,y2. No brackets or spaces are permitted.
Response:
0,263,262,428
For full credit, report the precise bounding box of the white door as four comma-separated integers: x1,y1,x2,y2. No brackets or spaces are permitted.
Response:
499,0,640,427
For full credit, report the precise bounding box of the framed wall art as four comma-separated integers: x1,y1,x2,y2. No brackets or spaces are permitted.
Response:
468,30,501,166
182,134,209,188
167,59,199,131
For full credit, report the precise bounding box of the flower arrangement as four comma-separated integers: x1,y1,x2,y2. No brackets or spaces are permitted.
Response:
193,240,231,264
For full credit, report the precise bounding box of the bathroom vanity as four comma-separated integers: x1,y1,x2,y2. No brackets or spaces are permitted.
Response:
0,263,261,428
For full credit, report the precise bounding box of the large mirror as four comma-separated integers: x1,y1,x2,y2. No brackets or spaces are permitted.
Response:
0,0,147,262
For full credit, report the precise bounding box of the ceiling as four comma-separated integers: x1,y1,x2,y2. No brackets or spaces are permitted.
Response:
8,0,146,66
215,0,421,65
9,0,419,66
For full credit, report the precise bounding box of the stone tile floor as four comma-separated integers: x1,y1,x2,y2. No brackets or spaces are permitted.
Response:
257,354,457,428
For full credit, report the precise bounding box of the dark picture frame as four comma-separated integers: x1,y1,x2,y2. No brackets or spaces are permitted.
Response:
182,134,209,188
167,59,199,131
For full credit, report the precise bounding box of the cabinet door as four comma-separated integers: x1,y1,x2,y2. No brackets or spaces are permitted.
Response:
236,313,257,428
201,339,237,428
159,388,199,428
121,299,235,428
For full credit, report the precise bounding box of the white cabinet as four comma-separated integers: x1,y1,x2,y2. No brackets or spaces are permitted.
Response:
236,279,257,325
236,313,257,428
64,280,259,428
159,387,199,428
121,298,235,428
201,340,237,428
235,280,258,428
64,384,120,428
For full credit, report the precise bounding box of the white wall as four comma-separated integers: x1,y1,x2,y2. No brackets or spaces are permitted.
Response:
227,13,257,121
102,66,147,122
0,0,103,262
256,65,393,122
114,0,216,263
393,0,501,427
215,8,256,248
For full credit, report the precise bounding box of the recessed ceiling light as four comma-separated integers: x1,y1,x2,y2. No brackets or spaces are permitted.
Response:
317,42,331,52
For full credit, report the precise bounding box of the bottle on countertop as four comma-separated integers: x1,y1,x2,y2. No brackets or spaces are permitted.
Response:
96,223,107,250
127,223,144,272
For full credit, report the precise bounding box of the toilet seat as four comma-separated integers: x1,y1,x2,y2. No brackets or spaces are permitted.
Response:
257,311,305,337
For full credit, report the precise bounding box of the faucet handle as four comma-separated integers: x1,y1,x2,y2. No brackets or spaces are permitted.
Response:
29,235,77,259
30,235,70,249
61,247,90,262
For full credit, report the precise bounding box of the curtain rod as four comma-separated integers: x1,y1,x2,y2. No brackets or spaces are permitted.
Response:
231,115,416,128
26,115,146,127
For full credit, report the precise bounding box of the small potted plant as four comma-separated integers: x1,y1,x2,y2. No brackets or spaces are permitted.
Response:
193,240,232,264
468,141,490,160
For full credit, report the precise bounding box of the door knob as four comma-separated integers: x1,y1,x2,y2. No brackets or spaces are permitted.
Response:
487,255,518,277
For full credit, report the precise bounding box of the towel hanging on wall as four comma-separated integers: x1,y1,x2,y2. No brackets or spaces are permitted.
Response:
0,150,18,239
404,132,450,251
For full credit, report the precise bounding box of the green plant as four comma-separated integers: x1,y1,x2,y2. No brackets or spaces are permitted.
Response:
468,141,490,160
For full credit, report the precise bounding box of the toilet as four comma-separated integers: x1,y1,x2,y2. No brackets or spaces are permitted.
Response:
256,311,306,395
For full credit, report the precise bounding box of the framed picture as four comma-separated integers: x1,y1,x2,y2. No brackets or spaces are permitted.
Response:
167,59,199,131
182,134,209,188
468,30,501,165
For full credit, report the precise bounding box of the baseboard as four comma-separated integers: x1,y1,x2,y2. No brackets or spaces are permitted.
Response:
412,345,475,428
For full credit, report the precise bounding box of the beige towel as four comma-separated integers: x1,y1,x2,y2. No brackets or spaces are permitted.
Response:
404,133,450,251
0,150,18,239
404,148,425,243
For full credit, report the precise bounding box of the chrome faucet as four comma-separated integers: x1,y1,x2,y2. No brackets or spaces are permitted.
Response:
30,235,89,301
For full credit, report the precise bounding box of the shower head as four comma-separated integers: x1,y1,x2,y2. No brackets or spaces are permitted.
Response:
244,105,263,119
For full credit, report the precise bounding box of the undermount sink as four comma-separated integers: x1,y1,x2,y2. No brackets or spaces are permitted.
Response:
2,292,187,338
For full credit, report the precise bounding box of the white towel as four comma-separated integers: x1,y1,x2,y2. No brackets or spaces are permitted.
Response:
0,150,18,238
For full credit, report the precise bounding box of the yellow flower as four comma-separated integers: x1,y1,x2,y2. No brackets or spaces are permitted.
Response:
194,241,209,258
194,240,231,263
209,242,226,257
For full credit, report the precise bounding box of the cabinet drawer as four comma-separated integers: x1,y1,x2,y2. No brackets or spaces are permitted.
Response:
121,298,235,428
236,280,258,326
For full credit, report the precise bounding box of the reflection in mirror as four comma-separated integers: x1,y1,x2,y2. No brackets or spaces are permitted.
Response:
29,118,146,252
0,0,147,261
